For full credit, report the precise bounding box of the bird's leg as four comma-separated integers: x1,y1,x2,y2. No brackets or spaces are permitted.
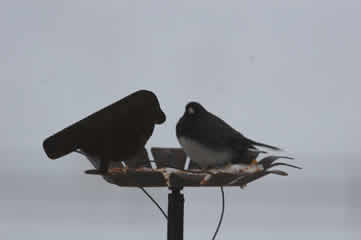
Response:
250,158,258,166
98,159,110,175
108,160,128,174
121,161,129,173
120,161,127,168
80,151,112,175
249,158,263,172
124,147,150,170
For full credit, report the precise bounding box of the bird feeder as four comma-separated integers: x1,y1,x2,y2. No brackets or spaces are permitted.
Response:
43,90,300,240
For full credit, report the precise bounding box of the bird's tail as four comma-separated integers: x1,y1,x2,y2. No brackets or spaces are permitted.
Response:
245,138,282,151
43,125,80,159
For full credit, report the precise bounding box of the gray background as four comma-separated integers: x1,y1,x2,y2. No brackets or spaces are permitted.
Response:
1,1,360,239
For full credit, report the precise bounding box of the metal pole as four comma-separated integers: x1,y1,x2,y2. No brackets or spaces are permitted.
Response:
167,187,184,240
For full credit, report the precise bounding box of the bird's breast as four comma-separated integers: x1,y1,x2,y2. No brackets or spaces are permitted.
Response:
178,137,232,169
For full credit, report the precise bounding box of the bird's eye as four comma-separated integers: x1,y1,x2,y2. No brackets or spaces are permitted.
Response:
187,107,195,115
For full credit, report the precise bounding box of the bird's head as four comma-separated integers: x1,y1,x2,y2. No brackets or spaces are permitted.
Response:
184,102,206,117
176,102,207,137
132,90,166,125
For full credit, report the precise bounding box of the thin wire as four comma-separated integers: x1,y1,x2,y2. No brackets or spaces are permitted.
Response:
75,150,224,239
74,151,168,220
212,186,225,240
139,187,168,220
140,181,225,240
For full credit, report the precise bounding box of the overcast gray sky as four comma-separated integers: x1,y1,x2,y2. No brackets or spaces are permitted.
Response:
1,1,360,239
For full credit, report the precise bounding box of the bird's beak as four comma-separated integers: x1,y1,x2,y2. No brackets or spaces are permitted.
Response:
155,110,166,124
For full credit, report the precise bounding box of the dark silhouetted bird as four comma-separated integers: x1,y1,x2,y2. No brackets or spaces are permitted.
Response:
43,90,166,174
176,102,280,169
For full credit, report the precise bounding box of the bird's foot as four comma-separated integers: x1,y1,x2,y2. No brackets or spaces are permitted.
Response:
251,159,258,165
109,165,128,174
230,159,262,173
249,159,263,172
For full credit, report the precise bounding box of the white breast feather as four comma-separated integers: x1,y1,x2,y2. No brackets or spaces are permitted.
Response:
178,137,231,169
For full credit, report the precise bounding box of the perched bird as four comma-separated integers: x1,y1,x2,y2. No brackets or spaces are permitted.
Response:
43,90,166,174
176,102,280,169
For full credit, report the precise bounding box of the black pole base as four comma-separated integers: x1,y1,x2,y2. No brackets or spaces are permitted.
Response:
167,187,184,240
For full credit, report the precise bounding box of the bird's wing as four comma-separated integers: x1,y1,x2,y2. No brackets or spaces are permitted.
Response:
203,112,250,150
227,133,254,151
206,111,280,151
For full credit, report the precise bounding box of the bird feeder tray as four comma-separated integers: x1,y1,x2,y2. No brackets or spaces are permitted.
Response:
83,147,300,188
